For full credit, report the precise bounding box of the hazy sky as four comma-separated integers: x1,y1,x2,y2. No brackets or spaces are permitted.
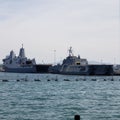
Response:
0,0,119,64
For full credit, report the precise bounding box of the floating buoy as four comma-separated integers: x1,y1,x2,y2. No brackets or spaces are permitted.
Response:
64,79,70,81
103,79,106,81
2,79,8,82
91,79,97,81
55,76,58,81
75,79,79,81
55,79,58,81
111,78,114,81
74,115,80,120
47,79,50,81
34,79,40,81
16,79,20,82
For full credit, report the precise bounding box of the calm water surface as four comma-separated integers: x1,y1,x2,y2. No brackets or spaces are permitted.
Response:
0,72,120,120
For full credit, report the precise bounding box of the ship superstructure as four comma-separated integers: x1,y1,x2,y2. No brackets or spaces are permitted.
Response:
59,47,89,75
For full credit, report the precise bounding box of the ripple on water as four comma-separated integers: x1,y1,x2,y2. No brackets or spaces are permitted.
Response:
0,73,120,120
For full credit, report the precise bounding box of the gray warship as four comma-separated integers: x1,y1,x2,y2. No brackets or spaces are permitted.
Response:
49,47,113,75
3,45,37,73
2,45,52,73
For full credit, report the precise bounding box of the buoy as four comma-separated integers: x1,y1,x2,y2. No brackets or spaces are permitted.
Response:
55,79,58,81
55,76,58,81
47,79,50,81
16,79,20,82
76,79,79,81
2,79,8,82
82,78,86,81
64,79,70,81
34,79,40,81
74,115,80,120
103,79,106,81
111,78,114,81
91,79,96,81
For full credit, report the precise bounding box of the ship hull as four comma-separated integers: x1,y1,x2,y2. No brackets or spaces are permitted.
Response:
88,65,113,75
35,64,52,73
4,66,37,73
3,64,52,73
49,65,113,75
60,65,89,75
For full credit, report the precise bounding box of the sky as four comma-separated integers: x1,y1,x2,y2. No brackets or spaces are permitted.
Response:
0,0,119,64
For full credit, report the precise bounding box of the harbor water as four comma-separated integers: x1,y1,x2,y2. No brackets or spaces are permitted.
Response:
0,72,120,120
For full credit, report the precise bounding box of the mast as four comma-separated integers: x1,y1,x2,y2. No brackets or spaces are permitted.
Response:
19,44,26,58
68,46,74,56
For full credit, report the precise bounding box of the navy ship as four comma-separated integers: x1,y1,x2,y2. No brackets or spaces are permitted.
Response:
49,47,89,75
3,45,37,73
49,47,113,75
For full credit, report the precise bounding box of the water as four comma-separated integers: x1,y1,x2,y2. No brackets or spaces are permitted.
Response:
0,72,120,120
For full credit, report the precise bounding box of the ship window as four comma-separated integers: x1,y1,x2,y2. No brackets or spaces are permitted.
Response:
76,63,80,65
